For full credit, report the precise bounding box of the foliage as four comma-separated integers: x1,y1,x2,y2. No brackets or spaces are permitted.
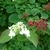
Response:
0,35,50,50
0,0,50,50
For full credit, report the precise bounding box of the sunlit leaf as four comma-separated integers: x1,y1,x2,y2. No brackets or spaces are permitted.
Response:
41,12,49,19
0,29,11,43
27,31,38,47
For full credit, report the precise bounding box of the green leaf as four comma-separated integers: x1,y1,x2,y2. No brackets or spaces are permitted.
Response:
47,21,50,30
17,34,26,41
29,45,36,50
20,5,26,10
31,8,40,15
29,0,35,4
9,13,18,23
21,46,30,50
46,10,50,14
6,0,12,4
27,4,33,9
26,16,31,21
18,13,22,19
25,9,31,15
15,0,27,4
16,8,21,13
2,15,6,20
0,15,6,26
0,43,4,50
15,3,20,8
1,45,7,50
33,16,39,21
29,18,34,21
35,3,40,8
38,0,48,3
0,29,11,43
6,5,15,13
41,12,49,19
27,31,38,47
32,27,37,32
0,20,5,26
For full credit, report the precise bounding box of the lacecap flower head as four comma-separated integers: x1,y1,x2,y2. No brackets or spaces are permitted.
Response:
8,22,30,38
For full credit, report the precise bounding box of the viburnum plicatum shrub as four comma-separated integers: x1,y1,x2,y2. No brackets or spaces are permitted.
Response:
0,0,50,48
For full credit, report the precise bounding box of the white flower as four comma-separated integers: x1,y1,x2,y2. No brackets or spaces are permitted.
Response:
20,28,30,37
17,25,21,29
15,22,23,29
8,22,30,38
20,24,26,29
12,0,15,1
24,29,30,37
8,26,12,30
8,24,15,30
9,30,16,38
17,22,23,26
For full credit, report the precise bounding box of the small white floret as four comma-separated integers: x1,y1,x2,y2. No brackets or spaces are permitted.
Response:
20,28,30,37
9,30,16,38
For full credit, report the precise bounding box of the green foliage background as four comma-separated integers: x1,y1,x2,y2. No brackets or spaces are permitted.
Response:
0,0,50,50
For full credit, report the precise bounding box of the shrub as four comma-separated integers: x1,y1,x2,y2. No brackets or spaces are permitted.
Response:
0,0,50,50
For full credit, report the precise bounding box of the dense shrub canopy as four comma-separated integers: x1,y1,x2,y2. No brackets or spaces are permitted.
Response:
0,0,50,50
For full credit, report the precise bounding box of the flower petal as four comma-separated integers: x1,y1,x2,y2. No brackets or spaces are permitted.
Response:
9,30,16,38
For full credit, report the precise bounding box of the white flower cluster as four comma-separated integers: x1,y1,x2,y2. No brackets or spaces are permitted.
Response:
9,22,30,38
